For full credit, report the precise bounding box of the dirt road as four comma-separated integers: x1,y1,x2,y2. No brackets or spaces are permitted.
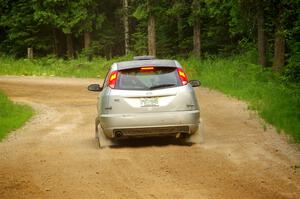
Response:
0,76,299,199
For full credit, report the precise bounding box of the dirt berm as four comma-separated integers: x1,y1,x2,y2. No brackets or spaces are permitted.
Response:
0,76,299,199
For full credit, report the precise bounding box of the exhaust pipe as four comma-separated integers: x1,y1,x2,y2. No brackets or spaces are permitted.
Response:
115,131,123,138
177,133,189,138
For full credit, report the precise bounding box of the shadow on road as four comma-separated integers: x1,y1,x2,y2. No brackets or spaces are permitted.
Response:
109,137,194,149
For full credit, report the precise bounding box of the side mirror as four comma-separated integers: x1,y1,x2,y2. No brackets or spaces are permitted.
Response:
189,80,201,87
88,84,102,92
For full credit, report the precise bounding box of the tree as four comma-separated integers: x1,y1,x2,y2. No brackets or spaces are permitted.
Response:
272,2,285,71
192,0,201,58
270,0,300,72
147,0,156,56
256,1,267,67
166,0,192,56
123,0,130,55
0,0,50,57
34,0,94,58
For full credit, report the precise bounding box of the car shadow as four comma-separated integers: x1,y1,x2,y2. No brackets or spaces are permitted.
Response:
109,137,194,149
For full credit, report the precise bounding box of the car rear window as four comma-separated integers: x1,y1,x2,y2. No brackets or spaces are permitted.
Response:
115,67,181,90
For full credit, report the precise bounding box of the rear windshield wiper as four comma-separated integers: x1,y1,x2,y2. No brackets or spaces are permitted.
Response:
149,84,177,90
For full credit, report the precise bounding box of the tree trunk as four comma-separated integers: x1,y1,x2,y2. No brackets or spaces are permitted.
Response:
52,28,58,56
273,29,285,71
193,19,201,58
27,48,33,59
257,5,266,67
148,14,156,56
55,29,66,57
177,14,183,54
66,33,74,59
123,0,130,55
84,31,91,49
273,7,285,71
147,0,156,56
84,31,93,61
192,0,201,58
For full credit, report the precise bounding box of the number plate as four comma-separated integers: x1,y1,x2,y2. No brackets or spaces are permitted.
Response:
140,97,158,107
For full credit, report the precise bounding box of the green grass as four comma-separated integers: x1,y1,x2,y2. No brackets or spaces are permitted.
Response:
0,91,34,140
0,55,132,78
0,54,299,142
181,54,300,142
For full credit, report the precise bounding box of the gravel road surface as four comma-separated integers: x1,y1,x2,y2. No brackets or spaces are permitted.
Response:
0,76,299,199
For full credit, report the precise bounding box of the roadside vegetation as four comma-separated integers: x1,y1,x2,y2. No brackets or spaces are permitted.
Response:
0,55,131,78
182,54,300,142
0,91,33,140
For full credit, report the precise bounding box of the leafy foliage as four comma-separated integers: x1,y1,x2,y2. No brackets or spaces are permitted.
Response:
182,54,300,141
0,0,299,79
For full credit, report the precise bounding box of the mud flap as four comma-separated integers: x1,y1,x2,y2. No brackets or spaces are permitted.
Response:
95,117,100,139
185,119,204,144
95,122,115,148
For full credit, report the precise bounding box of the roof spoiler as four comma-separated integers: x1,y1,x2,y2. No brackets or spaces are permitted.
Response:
133,56,156,60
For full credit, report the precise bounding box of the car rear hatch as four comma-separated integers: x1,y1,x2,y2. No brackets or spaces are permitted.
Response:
105,66,198,114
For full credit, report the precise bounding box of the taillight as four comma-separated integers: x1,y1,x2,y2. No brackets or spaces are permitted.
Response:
108,71,118,88
177,68,188,85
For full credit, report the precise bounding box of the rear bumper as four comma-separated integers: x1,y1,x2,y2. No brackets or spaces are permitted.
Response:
98,110,200,138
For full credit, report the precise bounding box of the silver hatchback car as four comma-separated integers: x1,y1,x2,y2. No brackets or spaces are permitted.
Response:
88,56,203,147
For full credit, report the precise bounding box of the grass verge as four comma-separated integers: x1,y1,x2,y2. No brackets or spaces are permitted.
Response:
0,55,132,78
181,54,300,142
0,91,34,140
